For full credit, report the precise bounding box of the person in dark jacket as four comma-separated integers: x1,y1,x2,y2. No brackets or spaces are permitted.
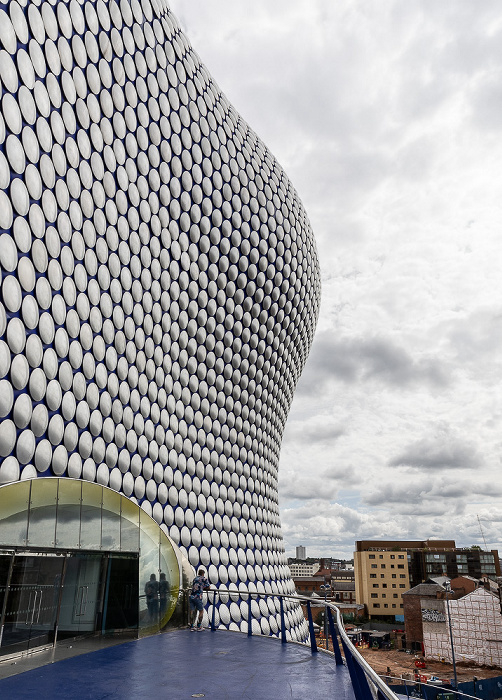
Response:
145,573,159,621
190,568,210,631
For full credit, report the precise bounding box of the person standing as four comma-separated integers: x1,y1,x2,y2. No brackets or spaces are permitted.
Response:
145,573,159,621
159,572,170,618
190,568,210,631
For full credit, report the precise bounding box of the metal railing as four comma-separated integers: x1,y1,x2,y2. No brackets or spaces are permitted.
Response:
384,675,479,700
187,588,400,700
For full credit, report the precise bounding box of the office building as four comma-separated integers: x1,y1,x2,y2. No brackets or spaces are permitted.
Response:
296,546,306,560
289,562,320,577
354,540,500,621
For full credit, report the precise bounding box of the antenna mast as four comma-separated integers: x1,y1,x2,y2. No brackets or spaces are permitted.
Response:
477,514,488,550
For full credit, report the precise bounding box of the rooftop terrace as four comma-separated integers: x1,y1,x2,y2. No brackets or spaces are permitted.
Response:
0,628,357,700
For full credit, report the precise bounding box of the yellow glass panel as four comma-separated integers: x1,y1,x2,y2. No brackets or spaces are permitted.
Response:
120,496,139,552
0,480,30,546
159,535,180,627
80,481,103,550
55,479,82,549
139,511,161,635
102,488,121,551
27,478,58,547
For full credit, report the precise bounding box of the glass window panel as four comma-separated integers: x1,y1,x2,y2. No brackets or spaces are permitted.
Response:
139,512,161,635
27,479,58,548
159,536,179,627
0,553,13,627
80,482,102,550
55,480,82,549
480,554,494,563
0,481,30,546
102,489,121,551
120,497,140,553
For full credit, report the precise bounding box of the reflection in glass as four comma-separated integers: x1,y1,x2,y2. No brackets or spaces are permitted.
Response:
28,479,58,547
80,481,102,550
101,489,120,551
58,554,103,639
55,479,81,548
139,511,160,635
1,554,64,655
120,496,139,552
0,480,30,546
159,537,179,627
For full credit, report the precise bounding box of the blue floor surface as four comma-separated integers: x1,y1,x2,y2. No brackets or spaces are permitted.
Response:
0,629,356,700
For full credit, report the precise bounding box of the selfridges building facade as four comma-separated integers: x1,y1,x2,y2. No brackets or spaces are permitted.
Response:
0,0,320,649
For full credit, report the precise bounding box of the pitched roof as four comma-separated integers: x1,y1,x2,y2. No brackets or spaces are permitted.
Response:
402,583,444,596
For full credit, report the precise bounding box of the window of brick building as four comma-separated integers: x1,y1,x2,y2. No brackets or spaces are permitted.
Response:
373,604,380,608
390,555,395,559
393,593,398,598
369,554,375,559
381,564,386,568
392,574,396,579
398,564,404,569
384,604,388,608
382,584,387,588
382,594,386,598
372,584,379,588
370,574,376,578
399,584,405,588
392,584,396,588
392,604,396,608
371,593,378,598
400,574,406,578
398,555,404,559
371,564,377,568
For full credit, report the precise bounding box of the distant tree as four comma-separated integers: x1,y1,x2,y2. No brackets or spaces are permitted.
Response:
470,545,482,550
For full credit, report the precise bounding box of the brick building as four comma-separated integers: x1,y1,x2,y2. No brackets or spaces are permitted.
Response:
293,570,356,604
402,582,444,651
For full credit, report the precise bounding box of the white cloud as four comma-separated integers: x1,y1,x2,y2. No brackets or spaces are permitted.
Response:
170,0,502,558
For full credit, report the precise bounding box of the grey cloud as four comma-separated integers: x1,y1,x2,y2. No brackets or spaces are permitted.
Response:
364,484,467,518
365,477,500,512
469,74,502,132
296,331,450,396
390,435,483,471
279,473,339,501
285,422,345,445
445,307,502,368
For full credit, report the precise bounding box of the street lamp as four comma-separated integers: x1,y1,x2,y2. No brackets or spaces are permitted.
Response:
443,581,458,690
320,583,331,650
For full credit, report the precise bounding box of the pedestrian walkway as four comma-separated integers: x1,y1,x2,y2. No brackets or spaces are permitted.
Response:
0,628,356,700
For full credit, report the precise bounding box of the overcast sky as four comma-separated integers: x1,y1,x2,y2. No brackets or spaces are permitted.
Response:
170,0,502,559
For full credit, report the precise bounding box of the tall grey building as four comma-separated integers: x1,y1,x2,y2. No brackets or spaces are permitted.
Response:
0,0,320,652
296,546,307,560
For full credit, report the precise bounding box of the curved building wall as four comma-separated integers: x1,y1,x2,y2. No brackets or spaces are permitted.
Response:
0,0,320,640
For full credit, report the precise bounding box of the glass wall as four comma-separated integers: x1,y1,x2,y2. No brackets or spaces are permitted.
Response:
0,478,181,654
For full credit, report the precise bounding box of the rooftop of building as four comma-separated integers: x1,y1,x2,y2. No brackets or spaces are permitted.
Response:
0,628,357,700
402,583,444,597
355,539,456,552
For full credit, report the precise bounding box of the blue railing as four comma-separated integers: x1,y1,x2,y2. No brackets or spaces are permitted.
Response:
387,676,479,700
192,589,400,700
